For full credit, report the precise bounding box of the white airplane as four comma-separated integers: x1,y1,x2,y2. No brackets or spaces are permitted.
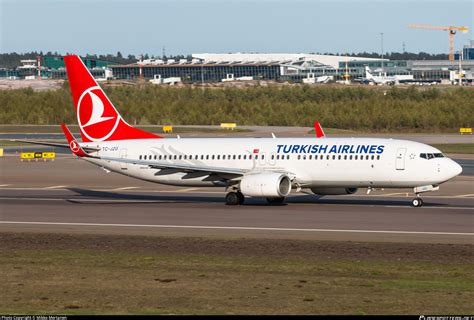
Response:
363,66,414,85
17,56,462,207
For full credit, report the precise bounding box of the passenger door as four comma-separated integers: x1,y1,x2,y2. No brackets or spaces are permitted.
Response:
395,148,406,170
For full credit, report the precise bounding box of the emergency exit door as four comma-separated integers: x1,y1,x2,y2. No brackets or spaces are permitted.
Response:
119,148,128,170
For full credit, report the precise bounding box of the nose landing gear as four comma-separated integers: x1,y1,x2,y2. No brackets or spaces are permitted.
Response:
411,197,423,207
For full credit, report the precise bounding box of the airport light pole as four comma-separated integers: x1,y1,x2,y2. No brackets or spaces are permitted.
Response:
380,32,384,73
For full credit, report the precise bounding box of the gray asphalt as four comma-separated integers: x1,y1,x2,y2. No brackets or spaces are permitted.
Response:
0,155,473,244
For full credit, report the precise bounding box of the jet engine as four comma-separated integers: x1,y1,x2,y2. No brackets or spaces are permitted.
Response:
310,187,358,195
240,172,291,198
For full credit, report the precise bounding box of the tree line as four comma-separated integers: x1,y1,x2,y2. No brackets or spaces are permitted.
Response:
0,85,472,132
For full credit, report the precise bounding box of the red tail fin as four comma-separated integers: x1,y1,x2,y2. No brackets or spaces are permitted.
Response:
64,55,161,142
314,121,325,138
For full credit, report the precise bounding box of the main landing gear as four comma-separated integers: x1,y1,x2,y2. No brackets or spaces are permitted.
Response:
225,191,245,205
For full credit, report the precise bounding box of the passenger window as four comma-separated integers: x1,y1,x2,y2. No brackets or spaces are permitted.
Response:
206,155,209,160
332,155,336,160
211,155,215,160
377,155,380,160
243,155,247,160
309,155,312,160
271,155,274,160
262,155,265,160
344,155,347,160
287,155,290,160
366,155,369,160
297,155,301,160
349,155,353,160
320,155,324,160
338,155,341,160
326,155,329,160
179,155,182,160
223,155,226,160
183,155,187,160
139,155,142,160
233,155,236,160
355,155,358,160
303,155,306,160
249,155,252,160
276,155,279,160
159,155,162,160
154,155,157,160
255,155,258,160
371,155,375,160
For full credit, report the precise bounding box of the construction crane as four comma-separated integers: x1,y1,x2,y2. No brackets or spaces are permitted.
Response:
408,24,469,61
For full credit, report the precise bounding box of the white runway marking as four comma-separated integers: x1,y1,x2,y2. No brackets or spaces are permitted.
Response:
112,187,139,191
0,184,10,187
0,221,472,236
44,185,67,189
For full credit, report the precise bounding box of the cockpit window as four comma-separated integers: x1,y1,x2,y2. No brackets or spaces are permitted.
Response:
420,153,445,160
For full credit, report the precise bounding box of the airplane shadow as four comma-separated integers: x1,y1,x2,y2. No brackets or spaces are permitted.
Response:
66,188,223,204
65,188,448,208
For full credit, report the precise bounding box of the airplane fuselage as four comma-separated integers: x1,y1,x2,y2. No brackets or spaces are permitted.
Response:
83,137,461,189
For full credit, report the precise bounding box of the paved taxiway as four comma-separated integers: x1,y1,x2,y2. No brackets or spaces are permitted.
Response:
1,155,473,244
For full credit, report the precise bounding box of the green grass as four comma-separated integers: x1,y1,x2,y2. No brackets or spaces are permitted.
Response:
1,249,472,315
430,143,474,154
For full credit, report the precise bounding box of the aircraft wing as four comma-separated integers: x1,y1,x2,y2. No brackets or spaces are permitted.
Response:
97,155,296,182
98,155,246,178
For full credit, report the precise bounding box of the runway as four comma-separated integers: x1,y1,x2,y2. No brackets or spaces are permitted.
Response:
1,155,473,244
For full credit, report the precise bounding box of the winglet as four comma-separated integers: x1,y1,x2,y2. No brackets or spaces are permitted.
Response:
314,121,326,138
61,123,89,157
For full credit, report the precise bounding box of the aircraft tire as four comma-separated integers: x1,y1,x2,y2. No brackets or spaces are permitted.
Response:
236,192,245,205
412,198,423,207
225,192,240,205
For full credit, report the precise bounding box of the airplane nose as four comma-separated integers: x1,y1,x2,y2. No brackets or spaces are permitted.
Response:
451,161,463,178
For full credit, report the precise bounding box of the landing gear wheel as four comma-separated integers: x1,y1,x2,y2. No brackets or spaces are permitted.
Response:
412,198,423,207
236,192,245,205
266,197,285,205
225,192,240,205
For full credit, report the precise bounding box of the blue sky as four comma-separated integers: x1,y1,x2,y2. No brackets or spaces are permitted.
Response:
1,0,472,56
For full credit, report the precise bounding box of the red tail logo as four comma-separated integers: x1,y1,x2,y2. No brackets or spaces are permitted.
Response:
64,55,161,142
77,87,120,141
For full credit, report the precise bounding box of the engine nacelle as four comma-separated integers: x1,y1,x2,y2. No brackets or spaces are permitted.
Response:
240,172,291,198
310,187,358,195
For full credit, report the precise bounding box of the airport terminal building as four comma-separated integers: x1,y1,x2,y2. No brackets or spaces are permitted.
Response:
1,40,473,84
